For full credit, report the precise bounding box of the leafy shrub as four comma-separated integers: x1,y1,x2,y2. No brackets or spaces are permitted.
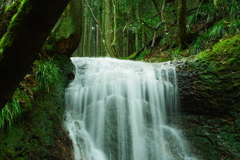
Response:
34,58,61,92
208,21,226,40
135,50,150,60
0,88,28,130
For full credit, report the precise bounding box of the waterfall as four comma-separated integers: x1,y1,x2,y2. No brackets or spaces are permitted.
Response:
64,57,195,160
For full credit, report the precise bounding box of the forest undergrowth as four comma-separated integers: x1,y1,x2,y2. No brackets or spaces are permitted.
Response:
131,1,240,63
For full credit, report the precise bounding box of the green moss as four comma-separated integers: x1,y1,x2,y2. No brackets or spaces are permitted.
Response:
0,0,31,52
52,5,77,42
54,18,75,41
196,35,240,86
121,52,138,60
44,44,55,52
197,34,240,62
182,35,240,112
8,0,30,27
6,3,16,13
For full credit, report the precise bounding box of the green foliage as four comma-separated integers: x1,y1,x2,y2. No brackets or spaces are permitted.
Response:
228,57,236,63
192,37,203,54
0,55,73,159
189,18,238,54
0,100,20,130
0,88,30,130
186,0,239,56
191,21,227,55
227,18,240,35
44,44,55,53
172,49,185,60
188,3,216,25
135,50,150,61
197,34,240,62
227,1,240,17
208,21,226,40
191,32,208,54
34,58,61,92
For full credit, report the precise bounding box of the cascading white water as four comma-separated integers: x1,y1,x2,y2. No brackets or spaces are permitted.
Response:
64,57,196,160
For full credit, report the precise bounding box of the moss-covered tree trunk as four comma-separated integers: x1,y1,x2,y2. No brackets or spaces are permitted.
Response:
0,0,70,110
44,0,83,57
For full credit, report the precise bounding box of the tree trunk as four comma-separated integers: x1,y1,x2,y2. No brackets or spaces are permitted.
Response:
161,0,169,32
44,0,83,57
0,0,70,110
111,0,118,57
104,0,115,57
178,0,188,50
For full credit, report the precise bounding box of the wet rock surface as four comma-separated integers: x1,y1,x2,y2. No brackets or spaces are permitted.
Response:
170,40,240,159
174,61,240,159
175,112,240,160
175,59,240,114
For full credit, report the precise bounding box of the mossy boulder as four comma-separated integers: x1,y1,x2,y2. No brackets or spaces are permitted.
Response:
175,34,240,160
177,34,240,113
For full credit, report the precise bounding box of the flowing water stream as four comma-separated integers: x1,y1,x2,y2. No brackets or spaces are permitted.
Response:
64,57,195,160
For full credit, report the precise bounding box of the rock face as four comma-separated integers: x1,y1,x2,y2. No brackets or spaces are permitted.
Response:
177,59,240,114
177,112,240,160
174,35,240,159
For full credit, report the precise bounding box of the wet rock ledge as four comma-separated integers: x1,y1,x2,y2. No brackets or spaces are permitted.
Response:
173,35,240,160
